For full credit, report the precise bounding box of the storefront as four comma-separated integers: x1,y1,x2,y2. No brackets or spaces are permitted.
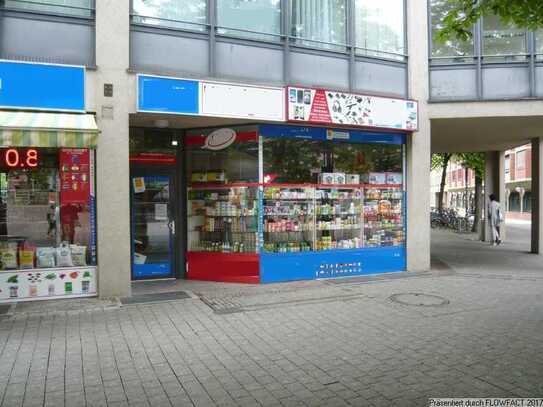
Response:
185,124,406,283
0,61,98,302
132,75,418,284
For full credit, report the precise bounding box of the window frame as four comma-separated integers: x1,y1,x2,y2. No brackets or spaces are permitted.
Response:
0,0,95,19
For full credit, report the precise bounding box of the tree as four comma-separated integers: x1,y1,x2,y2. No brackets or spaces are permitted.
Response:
456,152,485,233
431,153,452,213
436,0,543,42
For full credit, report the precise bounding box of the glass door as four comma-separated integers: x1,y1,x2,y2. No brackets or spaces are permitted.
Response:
130,174,175,280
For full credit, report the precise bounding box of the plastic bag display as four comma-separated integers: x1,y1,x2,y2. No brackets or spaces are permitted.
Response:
70,245,87,267
56,243,74,268
0,242,18,270
36,247,56,269
19,245,35,269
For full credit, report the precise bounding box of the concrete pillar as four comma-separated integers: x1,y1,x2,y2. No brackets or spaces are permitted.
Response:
531,137,543,254
406,0,430,271
94,0,131,297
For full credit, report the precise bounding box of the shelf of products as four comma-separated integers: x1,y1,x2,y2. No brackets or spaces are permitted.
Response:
363,188,404,247
188,186,258,253
315,187,363,251
263,187,314,253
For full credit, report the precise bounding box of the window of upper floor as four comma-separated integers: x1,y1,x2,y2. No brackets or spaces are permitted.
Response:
0,0,94,18
516,150,526,171
130,0,406,61
429,0,540,65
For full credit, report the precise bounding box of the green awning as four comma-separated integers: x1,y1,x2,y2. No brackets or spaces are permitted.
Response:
0,110,99,148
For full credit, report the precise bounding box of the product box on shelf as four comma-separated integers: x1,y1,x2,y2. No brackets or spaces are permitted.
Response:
368,172,387,185
386,172,403,185
319,173,335,184
346,174,360,185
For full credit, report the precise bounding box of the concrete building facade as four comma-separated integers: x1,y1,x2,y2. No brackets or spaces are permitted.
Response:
0,0,540,300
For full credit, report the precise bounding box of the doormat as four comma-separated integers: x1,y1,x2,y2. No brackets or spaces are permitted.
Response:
120,291,191,305
0,304,11,315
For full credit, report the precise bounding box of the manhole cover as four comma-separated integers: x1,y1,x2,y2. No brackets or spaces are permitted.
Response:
389,293,449,307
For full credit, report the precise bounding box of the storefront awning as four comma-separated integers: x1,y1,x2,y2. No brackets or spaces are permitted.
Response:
0,111,99,148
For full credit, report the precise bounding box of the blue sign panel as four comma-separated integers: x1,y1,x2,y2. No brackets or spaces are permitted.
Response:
138,75,199,114
0,60,85,112
260,246,406,283
259,124,406,145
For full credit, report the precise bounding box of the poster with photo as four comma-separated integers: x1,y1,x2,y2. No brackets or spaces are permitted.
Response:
287,86,418,131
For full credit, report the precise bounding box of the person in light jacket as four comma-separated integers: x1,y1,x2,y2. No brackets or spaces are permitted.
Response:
488,194,503,246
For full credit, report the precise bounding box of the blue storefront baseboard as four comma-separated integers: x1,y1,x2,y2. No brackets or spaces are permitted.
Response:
260,246,406,283
132,263,171,279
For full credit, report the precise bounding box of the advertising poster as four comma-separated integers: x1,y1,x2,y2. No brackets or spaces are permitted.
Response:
59,149,91,204
287,86,418,131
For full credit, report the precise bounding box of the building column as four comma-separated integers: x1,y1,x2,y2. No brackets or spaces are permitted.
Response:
94,0,132,297
531,137,543,254
406,0,430,271
483,151,506,242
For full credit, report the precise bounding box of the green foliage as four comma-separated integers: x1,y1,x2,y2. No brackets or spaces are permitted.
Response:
436,0,543,42
431,153,451,170
456,152,485,179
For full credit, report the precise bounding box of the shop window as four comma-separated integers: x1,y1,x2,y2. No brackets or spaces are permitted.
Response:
355,0,405,60
2,0,93,17
129,128,178,165
482,15,527,62
0,148,96,272
429,0,474,63
290,0,347,51
132,0,207,31
217,0,282,42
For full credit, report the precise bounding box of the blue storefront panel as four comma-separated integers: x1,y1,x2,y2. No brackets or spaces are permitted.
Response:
260,246,406,283
0,60,85,112
137,74,199,115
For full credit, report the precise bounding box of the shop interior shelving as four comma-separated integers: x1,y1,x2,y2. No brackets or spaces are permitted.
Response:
188,182,405,255
187,184,259,253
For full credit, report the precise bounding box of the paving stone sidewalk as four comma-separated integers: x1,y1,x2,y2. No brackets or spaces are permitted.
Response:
0,229,542,407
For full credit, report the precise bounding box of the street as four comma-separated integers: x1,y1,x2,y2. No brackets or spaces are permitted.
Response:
0,224,541,407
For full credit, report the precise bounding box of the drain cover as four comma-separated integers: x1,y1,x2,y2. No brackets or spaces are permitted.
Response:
389,293,449,307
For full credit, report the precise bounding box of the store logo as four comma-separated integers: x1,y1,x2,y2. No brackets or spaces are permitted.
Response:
202,128,237,150
326,130,350,140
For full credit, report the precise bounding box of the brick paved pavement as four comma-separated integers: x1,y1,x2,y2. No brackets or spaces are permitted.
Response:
0,228,542,407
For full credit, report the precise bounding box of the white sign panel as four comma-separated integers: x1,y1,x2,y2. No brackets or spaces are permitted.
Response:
287,87,418,131
201,82,285,121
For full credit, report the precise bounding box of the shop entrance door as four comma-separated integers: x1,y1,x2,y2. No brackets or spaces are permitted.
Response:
130,172,176,280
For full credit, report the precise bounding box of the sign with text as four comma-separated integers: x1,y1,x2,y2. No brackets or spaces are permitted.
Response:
287,86,418,131
137,75,199,114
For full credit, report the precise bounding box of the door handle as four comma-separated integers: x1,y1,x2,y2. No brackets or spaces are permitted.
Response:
168,220,175,235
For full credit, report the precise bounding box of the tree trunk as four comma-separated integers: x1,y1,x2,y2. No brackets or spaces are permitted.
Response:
438,153,451,213
472,174,483,233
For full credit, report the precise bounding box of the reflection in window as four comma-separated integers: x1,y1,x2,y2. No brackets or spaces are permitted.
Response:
483,15,526,61
430,0,473,62
290,0,347,51
217,0,281,41
132,0,207,31
536,31,543,59
3,0,93,17
355,0,405,59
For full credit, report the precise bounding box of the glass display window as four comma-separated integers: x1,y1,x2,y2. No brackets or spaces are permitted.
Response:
0,148,96,272
186,127,259,185
363,188,404,247
263,186,315,253
188,186,258,253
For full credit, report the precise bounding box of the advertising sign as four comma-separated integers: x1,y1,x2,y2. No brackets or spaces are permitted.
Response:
137,74,199,114
287,86,418,131
201,82,285,121
0,60,85,112
0,267,97,302
59,149,91,204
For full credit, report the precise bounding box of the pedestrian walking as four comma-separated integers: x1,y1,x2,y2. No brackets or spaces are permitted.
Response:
488,193,503,246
